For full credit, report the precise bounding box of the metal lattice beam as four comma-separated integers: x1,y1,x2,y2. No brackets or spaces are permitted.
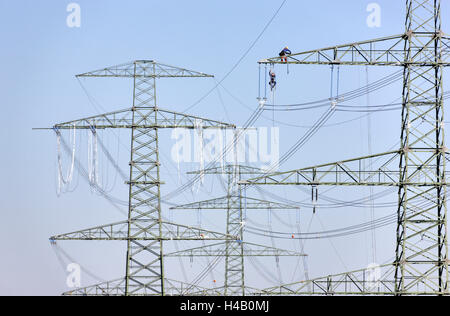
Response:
164,241,306,257
47,61,235,296
255,264,397,296
76,60,213,78
171,195,300,210
242,0,449,296
47,107,234,130
179,165,303,296
187,165,267,175
50,220,238,241
259,34,450,66
62,278,222,296
241,150,450,186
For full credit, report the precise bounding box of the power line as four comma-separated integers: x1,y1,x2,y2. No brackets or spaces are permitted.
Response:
182,0,289,113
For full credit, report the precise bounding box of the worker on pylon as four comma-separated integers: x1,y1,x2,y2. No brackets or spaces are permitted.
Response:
279,46,292,63
269,69,276,91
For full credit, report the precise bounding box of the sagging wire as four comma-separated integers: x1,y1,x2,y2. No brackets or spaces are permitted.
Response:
219,79,399,133
183,110,258,199
293,213,313,285
78,76,229,206
96,130,126,192
247,254,282,286
317,214,349,271
181,245,227,295
164,96,260,201
221,70,406,130
255,188,309,284
173,240,189,283
58,135,128,215
162,76,266,201
254,185,397,214
256,188,283,285
252,137,401,212
245,200,435,240
265,70,403,108
260,64,341,174
56,126,76,196
182,0,288,113
50,241,105,284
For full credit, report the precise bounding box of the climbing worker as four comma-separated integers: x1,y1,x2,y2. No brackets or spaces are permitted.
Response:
269,69,277,91
279,46,292,63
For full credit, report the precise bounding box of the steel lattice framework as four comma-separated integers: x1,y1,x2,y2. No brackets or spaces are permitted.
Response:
172,165,304,296
48,60,238,296
242,0,450,295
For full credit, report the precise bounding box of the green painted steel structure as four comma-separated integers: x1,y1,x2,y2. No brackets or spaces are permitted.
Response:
50,60,237,296
46,0,450,297
242,0,450,295
173,165,304,296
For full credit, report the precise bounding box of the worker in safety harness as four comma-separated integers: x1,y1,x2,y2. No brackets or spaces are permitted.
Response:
279,46,292,63
269,69,276,91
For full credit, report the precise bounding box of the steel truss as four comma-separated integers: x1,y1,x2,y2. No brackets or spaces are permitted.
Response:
164,241,305,258
62,277,223,296
48,60,236,296
174,165,304,296
242,0,449,295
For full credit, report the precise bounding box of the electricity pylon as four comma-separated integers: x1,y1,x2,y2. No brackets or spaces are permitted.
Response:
171,164,305,296
242,0,450,295
47,60,237,296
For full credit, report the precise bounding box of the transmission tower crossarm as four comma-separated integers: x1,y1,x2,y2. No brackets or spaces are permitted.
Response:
241,150,450,187
187,285,264,296
46,0,450,295
240,150,407,186
76,60,214,78
52,60,237,296
259,34,450,66
62,277,219,296
185,164,284,296
45,107,235,130
187,165,266,175
170,195,300,210
63,278,126,296
255,263,397,296
50,220,238,241
164,241,306,257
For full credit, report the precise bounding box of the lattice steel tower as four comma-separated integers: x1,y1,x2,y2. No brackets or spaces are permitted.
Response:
172,165,304,295
46,61,239,296
243,0,450,295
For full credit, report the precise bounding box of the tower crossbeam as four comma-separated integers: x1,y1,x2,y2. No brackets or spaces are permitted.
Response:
242,0,449,296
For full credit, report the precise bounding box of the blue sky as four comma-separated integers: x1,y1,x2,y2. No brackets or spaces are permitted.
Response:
0,0,449,295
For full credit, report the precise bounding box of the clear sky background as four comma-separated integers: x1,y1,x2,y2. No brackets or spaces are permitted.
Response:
0,0,449,295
